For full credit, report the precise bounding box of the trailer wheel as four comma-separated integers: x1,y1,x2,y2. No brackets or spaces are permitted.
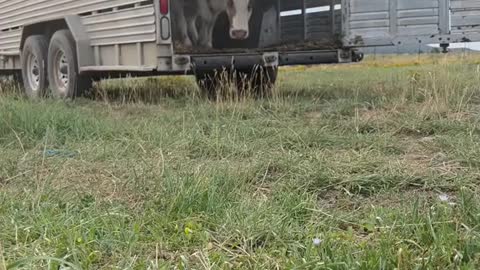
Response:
21,35,49,98
236,66,277,98
12,73,23,86
195,70,232,100
48,30,91,99
195,71,215,99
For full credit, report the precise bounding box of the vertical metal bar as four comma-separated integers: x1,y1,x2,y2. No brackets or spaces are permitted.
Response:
302,0,307,41
330,0,336,35
154,0,162,44
114,44,120,66
439,0,451,34
341,0,350,45
389,0,398,36
277,0,282,42
92,5,99,60
94,46,100,66
137,42,143,66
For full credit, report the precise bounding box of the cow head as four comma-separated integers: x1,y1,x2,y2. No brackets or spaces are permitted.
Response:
226,0,254,40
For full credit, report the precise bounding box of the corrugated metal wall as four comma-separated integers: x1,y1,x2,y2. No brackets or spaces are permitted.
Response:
0,0,159,69
82,5,156,46
0,29,21,54
0,0,155,55
0,0,148,30
346,0,480,46
451,0,480,34
348,0,442,39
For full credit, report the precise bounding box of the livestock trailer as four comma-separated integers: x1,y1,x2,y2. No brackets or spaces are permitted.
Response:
0,0,480,98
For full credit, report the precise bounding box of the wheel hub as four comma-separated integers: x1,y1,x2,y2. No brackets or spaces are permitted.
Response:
53,50,69,94
26,53,40,91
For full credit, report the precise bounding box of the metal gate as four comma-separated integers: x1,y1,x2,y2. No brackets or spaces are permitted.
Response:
343,0,480,47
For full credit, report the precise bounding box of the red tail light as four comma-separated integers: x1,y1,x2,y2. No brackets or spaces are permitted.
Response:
160,0,169,15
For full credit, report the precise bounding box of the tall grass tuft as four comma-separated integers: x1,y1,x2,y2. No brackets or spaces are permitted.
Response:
95,76,198,104
0,76,22,97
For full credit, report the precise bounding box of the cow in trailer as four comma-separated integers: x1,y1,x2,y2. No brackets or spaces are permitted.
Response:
213,0,277,49
172,0,258,48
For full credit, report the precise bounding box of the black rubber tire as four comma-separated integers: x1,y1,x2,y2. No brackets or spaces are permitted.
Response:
195,70,232,100
236,66,278,98
195,71,215,99
0,73,23,87
21,35,49,99
12,72,23,86
48,30,92,99
196,67,277,100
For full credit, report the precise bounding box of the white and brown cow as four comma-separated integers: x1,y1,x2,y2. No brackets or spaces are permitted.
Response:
172,0,258,48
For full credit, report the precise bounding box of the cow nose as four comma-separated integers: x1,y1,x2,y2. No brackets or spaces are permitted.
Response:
231,30,248,40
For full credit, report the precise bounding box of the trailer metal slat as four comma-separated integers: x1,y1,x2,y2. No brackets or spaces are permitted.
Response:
450,0,480,32
82,5,156,47
82,5,154,25
0,0,148,30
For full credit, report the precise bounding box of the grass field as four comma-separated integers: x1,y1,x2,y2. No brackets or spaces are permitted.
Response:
1,53,480,269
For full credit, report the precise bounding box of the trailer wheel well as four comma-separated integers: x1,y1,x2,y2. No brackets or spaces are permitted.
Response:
20,19,69,50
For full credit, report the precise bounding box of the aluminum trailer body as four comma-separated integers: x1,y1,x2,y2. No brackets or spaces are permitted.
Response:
0,0,480,97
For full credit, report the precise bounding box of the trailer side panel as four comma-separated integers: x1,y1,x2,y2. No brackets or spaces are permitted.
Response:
344,0,480,47
0,0,169,72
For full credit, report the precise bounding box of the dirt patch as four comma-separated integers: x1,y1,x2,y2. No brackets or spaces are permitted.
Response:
445,111,473,121
318,188,457,214
402,138,466,177
305,111,324,120
359,109,397,123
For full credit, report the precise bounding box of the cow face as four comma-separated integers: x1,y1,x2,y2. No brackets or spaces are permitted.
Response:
226,0,254,40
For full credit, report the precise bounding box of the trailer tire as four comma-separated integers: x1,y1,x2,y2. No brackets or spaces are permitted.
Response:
12,73,23,86
21,35,49,99
48,30,91,99
236,66,277,98
196,67,277,100
195,71,215,99
195,70,230,100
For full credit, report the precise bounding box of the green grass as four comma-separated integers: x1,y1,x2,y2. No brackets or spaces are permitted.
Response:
1,53,480,269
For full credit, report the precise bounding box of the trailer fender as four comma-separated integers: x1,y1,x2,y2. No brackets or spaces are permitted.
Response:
64,15,95,69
